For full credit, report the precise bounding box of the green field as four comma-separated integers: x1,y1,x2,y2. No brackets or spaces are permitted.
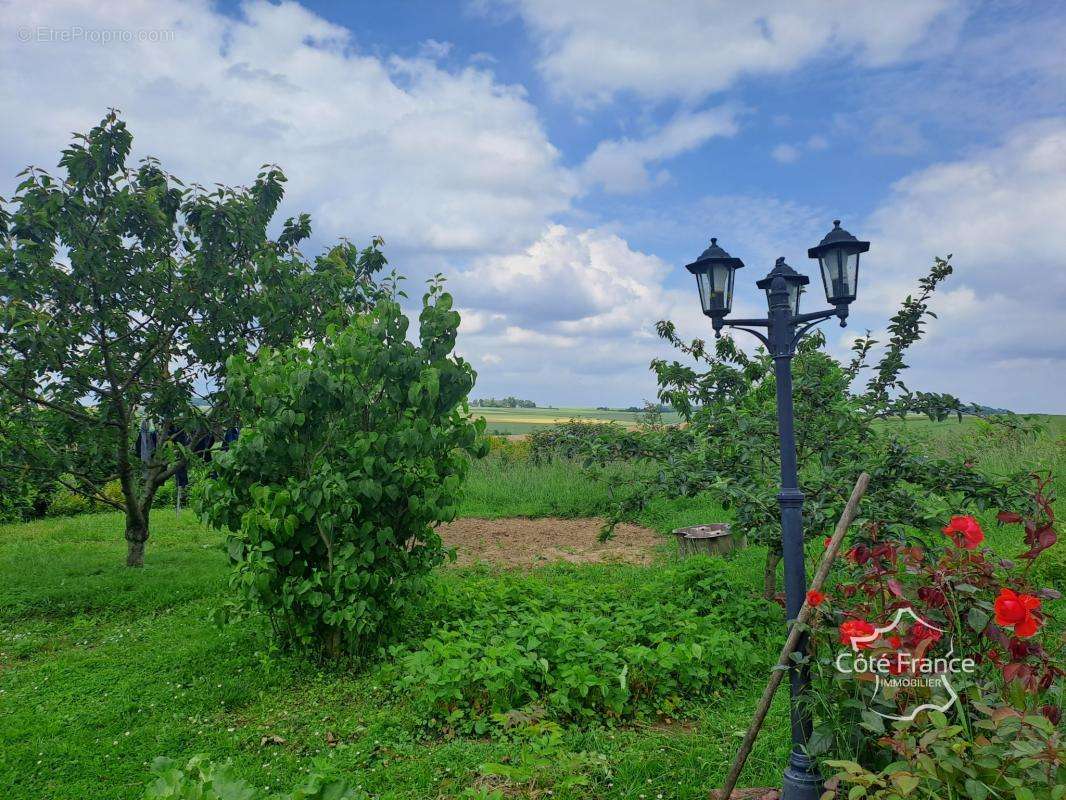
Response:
1,417,1062,799
474,406,682,435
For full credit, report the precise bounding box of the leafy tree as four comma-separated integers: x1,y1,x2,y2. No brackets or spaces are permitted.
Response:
0,111,381,565
595,258,1021,596
199,278,485,659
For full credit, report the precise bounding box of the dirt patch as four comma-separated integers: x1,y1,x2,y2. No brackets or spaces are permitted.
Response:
438,517,663,567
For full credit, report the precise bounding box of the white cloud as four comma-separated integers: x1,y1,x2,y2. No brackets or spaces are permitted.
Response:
493,0,962,105
419,38,454,59
771,143,801,163
450,225,707,404
580,108,738,193
0,0,576,256
830,7,1066,155
852,120,1066,412
771,134,830,164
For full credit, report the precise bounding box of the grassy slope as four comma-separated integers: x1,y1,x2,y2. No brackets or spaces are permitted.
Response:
1,418,1062,799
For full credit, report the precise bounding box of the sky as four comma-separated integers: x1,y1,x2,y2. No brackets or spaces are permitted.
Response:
1,0,1064,412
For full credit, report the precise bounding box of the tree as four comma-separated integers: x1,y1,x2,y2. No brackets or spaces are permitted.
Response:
199,278,485,658
0,111,380,565
594,258,1021,596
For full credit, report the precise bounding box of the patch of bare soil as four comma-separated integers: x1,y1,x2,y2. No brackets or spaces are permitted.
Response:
438,516,663,567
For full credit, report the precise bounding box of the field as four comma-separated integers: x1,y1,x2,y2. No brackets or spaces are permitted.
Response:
474,406,682,435
0,417,1062,799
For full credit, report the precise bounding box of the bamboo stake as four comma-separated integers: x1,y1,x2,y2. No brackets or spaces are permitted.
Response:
716,471,870,800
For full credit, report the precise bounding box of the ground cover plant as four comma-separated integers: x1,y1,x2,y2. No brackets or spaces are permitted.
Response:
389,555,775,732
1,416,1061,799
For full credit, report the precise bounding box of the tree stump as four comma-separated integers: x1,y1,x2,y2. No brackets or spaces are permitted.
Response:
673,523,744,557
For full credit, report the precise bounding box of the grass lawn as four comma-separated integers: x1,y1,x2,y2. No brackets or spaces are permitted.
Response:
1,418,1062,799
0,467,792,800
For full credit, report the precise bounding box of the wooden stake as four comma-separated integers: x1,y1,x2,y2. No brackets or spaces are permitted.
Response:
715,472,870,800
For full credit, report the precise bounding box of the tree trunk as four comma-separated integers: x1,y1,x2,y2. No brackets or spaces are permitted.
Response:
126,530,147,567
763,550,781,599
124,500,151,567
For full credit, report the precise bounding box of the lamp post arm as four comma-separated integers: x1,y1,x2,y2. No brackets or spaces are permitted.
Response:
789,306,851,352
791,308,837,325
720,316,771,328
715,318,771,348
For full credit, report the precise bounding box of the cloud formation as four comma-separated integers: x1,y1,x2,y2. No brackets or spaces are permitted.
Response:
495,0,961,105
847,121,1066,412
2,0,1063,411
450,225,704,403
1,0,575,256
580,108,738,194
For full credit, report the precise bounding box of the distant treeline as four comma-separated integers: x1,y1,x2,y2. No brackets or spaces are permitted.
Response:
597,403,673,413
472,397,537,408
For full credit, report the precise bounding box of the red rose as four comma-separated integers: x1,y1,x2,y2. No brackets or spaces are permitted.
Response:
839,619,876,649
888,635,902,649
942,515,984,549
909,621,942,644
806,589,825,607
994,588,1042,638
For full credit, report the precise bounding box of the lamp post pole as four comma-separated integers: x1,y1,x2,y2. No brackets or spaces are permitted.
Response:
684,222,869,800
768,278,821,800
757,274,822,800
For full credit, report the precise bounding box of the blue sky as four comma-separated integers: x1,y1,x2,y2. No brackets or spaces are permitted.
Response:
3,0,1064,410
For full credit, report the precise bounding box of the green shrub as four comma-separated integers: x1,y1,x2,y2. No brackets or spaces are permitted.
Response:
200,280,485,659
146,755,367,799
484,435,531,463
391,557,771,731
44,477,181,517
822,707,1065,800
45,483,95,516
528,420,629,462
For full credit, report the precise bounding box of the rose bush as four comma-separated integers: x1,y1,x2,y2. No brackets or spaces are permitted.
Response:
807,475,1065,798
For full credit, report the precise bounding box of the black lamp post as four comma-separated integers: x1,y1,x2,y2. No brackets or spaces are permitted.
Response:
685,221,869,800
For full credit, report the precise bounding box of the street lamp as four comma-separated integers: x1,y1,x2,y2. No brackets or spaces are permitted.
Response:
685,222,869,800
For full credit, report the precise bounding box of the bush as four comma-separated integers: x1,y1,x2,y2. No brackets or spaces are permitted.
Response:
528,421,630,462
391,557,772,732
810,479,1064,797
484,435,531,463
45,484,95,517
44,476,181,517
200,279,485,659
146,755,366,799
823,708,1064,800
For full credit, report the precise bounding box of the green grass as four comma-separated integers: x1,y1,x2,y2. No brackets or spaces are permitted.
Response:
1,418,1061,799
458,458,645,518
0,482,786,800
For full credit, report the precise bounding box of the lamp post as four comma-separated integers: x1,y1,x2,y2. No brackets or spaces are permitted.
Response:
684,221,869,800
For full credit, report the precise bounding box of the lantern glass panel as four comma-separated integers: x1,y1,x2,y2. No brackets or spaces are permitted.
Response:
820,248,860,303
763,281,804,316
696,263,734,315
789,282,803,315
